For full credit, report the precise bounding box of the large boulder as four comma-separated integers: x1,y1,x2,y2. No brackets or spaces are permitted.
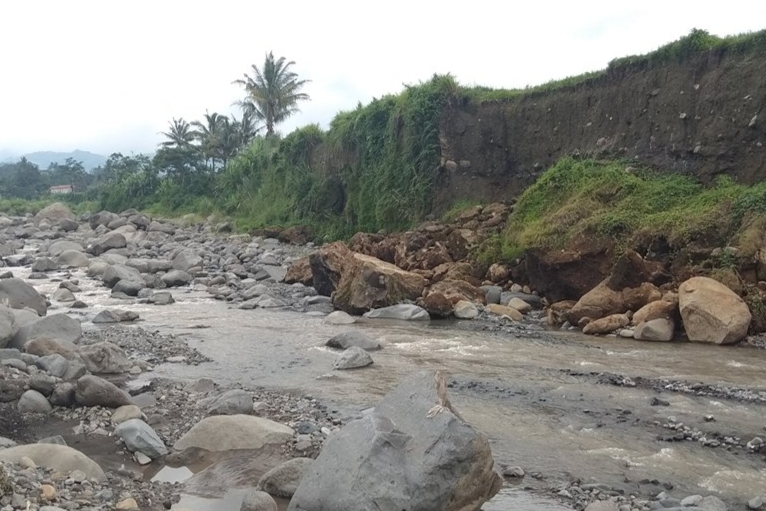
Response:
333,346,374,370
114,419,168,459
102,264,142,288
161,269,192,287
0,444,105,481
172,249,203,272
678,277,751,344
288,371,502,511
308,242,352,297
87,232,127,257
284,257,313,286
57,250,89,268
326,330,381,351
48,240,83,257
11,314,81,349
0,305,17,349
31,257,58,272
0,278,47,315
568,281,661,325
258,457,313,498
35,202,75,223
174,415,294,452
333,253,426,315
89,211,120,230
632,299,678,326
77,342,131,374
75,375,132,408
17,389,53,413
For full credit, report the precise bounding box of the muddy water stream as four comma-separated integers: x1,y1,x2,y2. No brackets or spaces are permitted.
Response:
27,269,766,508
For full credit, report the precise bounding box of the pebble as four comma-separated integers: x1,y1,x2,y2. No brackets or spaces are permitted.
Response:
749,497,763,510
40,483,56,500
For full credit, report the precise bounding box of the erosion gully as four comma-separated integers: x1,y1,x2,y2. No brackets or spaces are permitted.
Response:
24,266,766,510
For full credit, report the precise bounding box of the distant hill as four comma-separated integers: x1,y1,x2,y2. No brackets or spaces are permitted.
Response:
4,150,108,171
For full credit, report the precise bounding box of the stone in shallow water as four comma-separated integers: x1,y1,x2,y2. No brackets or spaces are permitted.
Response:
333,346,373,370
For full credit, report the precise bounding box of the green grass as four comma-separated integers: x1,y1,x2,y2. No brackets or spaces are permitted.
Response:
0,196,98,216
441,199,484,223
482,157,766,263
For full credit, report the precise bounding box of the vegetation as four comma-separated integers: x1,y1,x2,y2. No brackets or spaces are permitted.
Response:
234,52,311,136
478,158,766,263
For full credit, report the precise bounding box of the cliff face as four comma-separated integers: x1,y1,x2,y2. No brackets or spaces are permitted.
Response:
434,50,766,211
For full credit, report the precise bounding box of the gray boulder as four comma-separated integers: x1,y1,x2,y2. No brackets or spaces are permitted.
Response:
11,313,82,349
161,269,192,287
288,371,502,511
17,389,53,413
362,304,430,321
114,419,168,459
75,375,132,408
633,318,675,342
50,383,76,407
89,211,119,229
52,288,76,302
482,285,502,305
31,257,58,272
57,218,79,232
151,291,175,305
87,232,127,257
0,305,17,349
57,250,89,268
333,346,374,370
0,444,105,481
28,374,56,395
35,202,75,222
87,261,110,277
92,310,120,324
326,330,381,351
35,354,70,378
112,279,144,296
0,278,47,315
78,342,132,374
203,389,253,416
172,248,203,272
258,457,313,498
102,264,142,288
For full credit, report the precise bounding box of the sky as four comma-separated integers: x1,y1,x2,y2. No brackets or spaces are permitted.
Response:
1,0,764,156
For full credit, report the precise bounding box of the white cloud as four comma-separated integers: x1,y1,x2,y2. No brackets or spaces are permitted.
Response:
1,0,764,154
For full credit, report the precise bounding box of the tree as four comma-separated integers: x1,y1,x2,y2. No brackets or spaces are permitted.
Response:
234,52,310,136
192,112,228,170
161,118,196,148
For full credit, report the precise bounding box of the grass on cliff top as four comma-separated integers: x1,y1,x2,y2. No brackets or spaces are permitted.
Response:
481,157,766,263
463,28,766,103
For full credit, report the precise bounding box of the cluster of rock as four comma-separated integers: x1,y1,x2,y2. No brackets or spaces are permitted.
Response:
546,250,752,344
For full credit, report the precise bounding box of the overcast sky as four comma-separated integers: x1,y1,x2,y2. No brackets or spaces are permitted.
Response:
1,1,764,156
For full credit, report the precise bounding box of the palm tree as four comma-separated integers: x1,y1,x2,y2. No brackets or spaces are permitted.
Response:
234,52,310,136
192,112,228,169
160,118,195,148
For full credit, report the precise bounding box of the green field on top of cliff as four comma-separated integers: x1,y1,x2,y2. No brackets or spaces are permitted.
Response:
478,157,766,264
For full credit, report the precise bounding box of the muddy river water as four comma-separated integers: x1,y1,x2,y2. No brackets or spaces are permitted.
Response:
25,267,766,509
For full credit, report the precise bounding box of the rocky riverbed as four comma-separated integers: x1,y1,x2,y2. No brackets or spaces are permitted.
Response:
1,203,765,511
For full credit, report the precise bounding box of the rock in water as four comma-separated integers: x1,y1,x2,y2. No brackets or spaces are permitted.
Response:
333,346,374,370
114,419,168,459
453,300,479,319
633,318,674,341
258,457,313,498
362,304,430,321
679,276,751,344
0,444,105,481
326,330,381,351
324,311,355,325
288,371,502,511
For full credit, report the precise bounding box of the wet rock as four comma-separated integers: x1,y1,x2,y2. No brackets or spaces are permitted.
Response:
161,269,192,287
103,264,143,288
679,276,751,344
49,382,76,406
114,418,168,459
203,389,253,416
174,415,294,451
241,489,278,511
11,313,81,349
326,330,382,351
633,318,675,341
0,278,47,315
363,304,430,321
151,291,175,305
112,279,145,296
87,260,110,277
78,342,132,373
92,310,121,324
288,371,501,511
333,346,374,370
583,313,630,335
75,374,132,408
258,457,313,498
17,389,53,413
453,300,479,319
172,248,203,272
0,444,106,481
324,310,356,325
